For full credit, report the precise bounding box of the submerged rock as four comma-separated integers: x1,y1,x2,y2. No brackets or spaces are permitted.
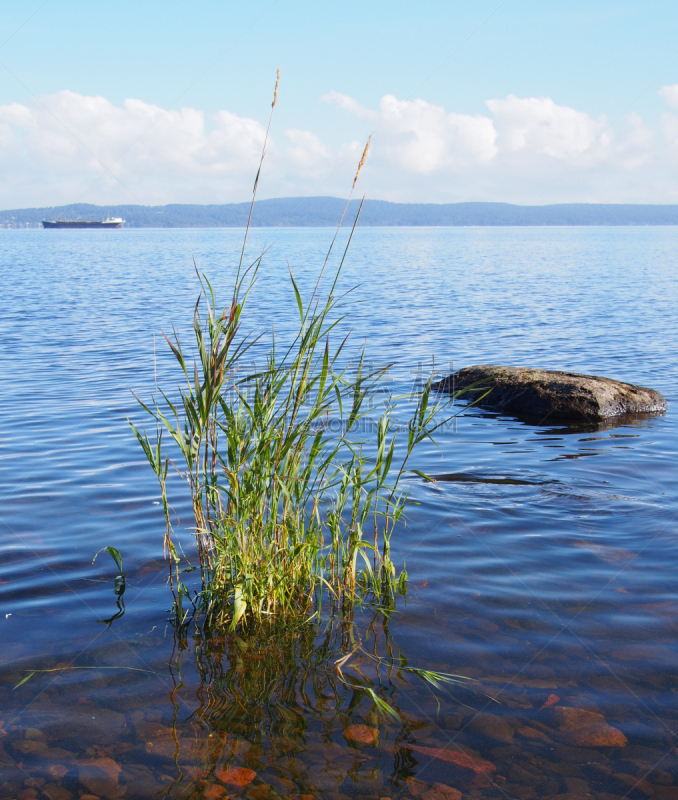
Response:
46,765,69,781
143,736,183,761
203,785,229,800
433,366,667,423
399,743,496,776
343,724,379,745
516,725,553,744
215,766,256,787
406,777,463,800
547,706,627,748
467,712,515,744
10,739,47,755
78,757,122,799
41,784,72,800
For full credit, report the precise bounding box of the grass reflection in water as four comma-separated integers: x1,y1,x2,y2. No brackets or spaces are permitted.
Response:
1,614,483,800
163,613,478,799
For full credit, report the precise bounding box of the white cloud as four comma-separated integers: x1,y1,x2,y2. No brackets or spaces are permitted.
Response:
658,84,678,109
0,91,270,206
322,92,497,172
324,89,674,203
1,86,678,207
285,129,331,173
485,94,609,161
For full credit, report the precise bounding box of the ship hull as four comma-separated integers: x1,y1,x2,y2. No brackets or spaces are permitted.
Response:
42,220,123,229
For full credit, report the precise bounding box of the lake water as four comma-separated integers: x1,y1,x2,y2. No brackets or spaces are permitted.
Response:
1,226,677,800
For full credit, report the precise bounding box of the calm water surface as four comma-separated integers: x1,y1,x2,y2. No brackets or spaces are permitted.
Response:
0,226,677,800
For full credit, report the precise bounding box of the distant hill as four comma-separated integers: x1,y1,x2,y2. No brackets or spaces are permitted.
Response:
3,198,678,228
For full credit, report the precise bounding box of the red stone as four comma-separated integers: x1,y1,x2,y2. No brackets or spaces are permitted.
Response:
401,744,496,775
215,767,257,787
204,784,229,800
344,724,379,745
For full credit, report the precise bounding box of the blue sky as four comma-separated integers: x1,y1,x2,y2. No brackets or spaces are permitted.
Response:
2,0,678,207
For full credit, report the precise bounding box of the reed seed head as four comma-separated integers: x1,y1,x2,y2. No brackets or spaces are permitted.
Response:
352,135,371,189
272,67,280,108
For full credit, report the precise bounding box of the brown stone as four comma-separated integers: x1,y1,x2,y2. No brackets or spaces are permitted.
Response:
41,747,77,762
0,780,23,798
120,765,165,800
78,757,122,799
247,785,271,800
503,785,536,800
507,766,541,787
399,743,495,776
467,712,514,744
548,706,627,748
23,779,45,789
343,725,379,745
23,707,125,743
204,784,229,800
516,725,553,743
443,712,464,730
650,773,675,788
424,783,462,800
564,778,590,794
569,727,627,747
179,765,200,780
10,739,47,755
42,783,73,800
546,794,594,800
309,771,343,792
143,738,180,760
613,773,655,797
46,765,69,781
406,778,462,800
134,721,175,741
215,767,256,788
433,366,667,423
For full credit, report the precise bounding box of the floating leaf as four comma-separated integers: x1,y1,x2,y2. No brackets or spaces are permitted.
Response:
13,671,35,690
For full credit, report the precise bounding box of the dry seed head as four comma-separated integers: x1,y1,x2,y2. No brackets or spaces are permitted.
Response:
353,136,371,189
272,67,280,108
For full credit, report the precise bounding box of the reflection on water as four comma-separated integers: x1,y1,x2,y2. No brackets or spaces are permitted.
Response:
430,473,547,486
0,615,482,799
4,605,678,800
2,226,678,798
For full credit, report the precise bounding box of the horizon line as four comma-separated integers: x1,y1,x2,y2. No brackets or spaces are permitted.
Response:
5,198,678,212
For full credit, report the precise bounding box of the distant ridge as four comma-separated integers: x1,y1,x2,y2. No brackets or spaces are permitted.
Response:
4,198,678,228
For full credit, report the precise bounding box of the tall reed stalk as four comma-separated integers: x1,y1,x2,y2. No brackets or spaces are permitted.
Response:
130,74,452,631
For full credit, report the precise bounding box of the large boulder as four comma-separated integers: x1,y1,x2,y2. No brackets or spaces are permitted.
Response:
433,365,667,423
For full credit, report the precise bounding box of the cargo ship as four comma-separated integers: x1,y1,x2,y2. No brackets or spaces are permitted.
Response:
42,217,124,229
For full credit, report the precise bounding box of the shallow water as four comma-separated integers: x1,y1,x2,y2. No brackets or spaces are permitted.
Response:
1,226,678,800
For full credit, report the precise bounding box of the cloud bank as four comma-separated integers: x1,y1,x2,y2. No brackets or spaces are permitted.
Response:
1,87,678,207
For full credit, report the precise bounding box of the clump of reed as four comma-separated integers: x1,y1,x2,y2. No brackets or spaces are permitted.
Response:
131,73,452,631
